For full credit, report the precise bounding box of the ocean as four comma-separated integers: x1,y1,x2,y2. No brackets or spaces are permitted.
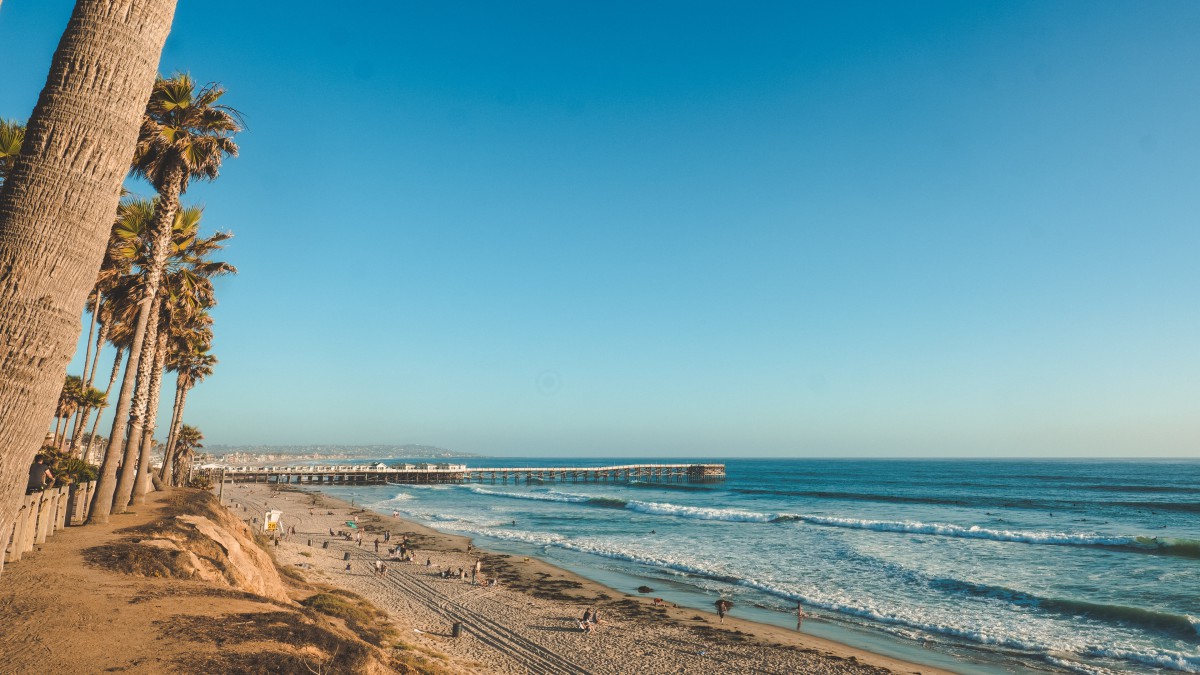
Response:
315,458,1200,674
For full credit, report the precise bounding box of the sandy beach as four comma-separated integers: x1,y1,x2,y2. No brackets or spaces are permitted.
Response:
225,481,949,675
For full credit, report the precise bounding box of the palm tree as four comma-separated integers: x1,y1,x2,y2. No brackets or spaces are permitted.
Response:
51,376,83,449
133,225,233,500
68,208,130,454
160,335,215,485
94,74,240,520
0,119,24,187
68,387,108,458
171,424,204,487
0,0,178,545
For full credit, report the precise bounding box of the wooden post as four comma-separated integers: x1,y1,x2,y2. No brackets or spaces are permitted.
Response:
4,508,25,563
34,491,54,544
54,487,68,532
18,494,39,555
84,481,96,522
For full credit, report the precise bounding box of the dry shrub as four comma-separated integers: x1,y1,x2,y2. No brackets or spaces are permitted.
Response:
84,541,182,578
160,611,375,672
301,589,396,647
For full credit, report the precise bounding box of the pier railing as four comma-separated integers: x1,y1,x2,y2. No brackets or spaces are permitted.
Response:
206,463,726,486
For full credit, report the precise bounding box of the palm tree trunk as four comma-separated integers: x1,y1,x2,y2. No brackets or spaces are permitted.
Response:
87,347,125,463
73,406,96,460
0,0,178,540
60,412,74,450
86,321,109,388
92,301,152,520
80,293,99,386
0,0,179,540
160,378,186,483
112,286,168,513
69,297,100,450
52,415,63,445
133,327,168,503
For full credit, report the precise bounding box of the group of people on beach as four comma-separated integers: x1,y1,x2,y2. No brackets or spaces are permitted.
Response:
436,559,491,586
577,607,603,633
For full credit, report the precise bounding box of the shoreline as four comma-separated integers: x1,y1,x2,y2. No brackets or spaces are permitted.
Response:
224,481,952,675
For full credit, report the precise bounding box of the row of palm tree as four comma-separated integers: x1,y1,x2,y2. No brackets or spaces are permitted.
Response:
33,73,240,522
0,0,183,568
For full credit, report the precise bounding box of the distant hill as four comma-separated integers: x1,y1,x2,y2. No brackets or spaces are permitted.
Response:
204,444,485,459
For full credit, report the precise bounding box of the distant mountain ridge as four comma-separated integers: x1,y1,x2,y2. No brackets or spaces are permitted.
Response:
205,444,485,458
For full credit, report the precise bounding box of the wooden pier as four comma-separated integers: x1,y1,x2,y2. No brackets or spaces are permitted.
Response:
209,463,725,486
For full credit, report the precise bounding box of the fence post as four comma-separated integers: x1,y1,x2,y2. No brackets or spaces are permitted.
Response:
55,486,69,531
34,491,53,544
46,488,60,536
16,495,37,556
68,483,86,525
80,481,96,523
2,517,17,568
7,505,27,562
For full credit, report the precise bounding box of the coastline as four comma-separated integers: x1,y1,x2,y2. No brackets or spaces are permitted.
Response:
224,481,951,675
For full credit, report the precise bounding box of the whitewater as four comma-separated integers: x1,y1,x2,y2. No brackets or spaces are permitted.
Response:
321,458,1200,674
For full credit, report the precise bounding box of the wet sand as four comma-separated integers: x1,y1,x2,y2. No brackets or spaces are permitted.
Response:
225,482,950,675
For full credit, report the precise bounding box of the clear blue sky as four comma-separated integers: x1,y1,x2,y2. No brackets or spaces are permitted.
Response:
2,1,1198,457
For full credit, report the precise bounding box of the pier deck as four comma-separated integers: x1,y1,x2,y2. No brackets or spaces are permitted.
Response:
208,463,725,486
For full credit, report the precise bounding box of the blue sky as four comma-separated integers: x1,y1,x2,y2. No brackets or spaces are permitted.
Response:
2,1,1198,457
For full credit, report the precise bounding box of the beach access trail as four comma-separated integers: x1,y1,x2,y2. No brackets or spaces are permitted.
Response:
229,482,947,675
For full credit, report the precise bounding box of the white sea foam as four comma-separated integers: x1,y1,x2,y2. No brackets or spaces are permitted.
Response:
1084,647,1200,673
462,486,592,503
625,500,777,522
1043,655,1120,675
787,514,1140,548
619,499,1148,549
426,519,1200,673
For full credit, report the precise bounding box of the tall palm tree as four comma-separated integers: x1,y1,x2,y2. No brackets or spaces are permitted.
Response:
0,119,24,187
51,375,83,449
94,74,240,520
69,387,108,458
133,226,233,500
68,209,130,454
0,0,177,547
161,332,215,485
171,424,204,487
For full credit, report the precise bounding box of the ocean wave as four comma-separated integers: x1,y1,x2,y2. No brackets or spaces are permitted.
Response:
626,500,777,522
463,486,593,503
627,480,716,492
776,514,1200,559
457,485,1200,559
460,486,629,508
1117,501,1200,514
1083,647,1200,673
929,578,1200,638
409,516,1200,673
1043,655,1120,675
1078,484,1200,494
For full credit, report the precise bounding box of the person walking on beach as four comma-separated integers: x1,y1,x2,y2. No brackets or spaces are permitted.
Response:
472,560,481,583
374,538,380,553
796,601,807,630
715,599,730,623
